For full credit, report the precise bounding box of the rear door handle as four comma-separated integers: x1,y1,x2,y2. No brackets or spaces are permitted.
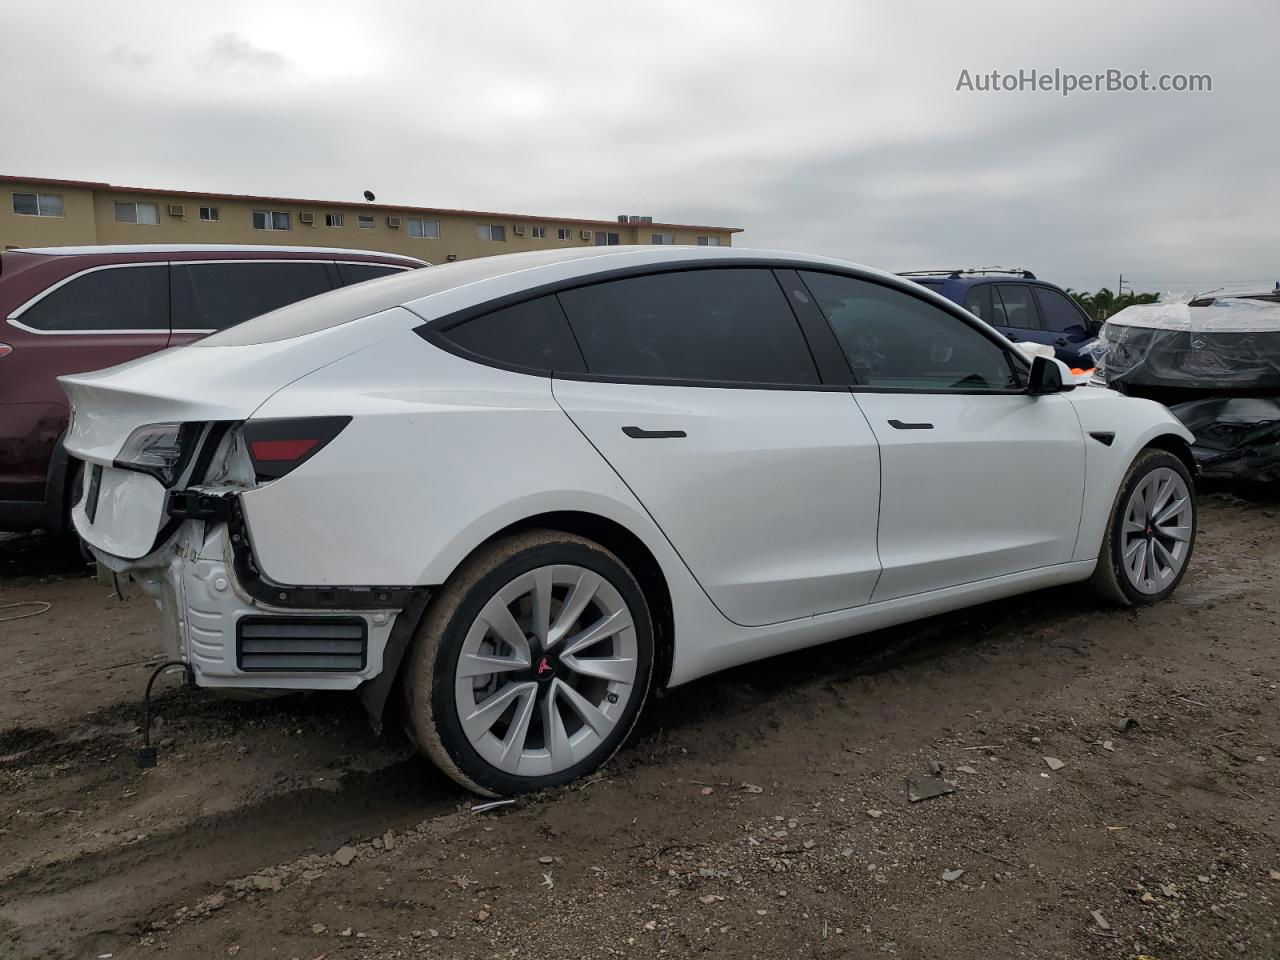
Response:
622,426,687,439
887,419,933,430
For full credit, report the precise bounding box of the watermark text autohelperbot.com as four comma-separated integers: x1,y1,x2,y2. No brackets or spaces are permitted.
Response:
956,68,1211,96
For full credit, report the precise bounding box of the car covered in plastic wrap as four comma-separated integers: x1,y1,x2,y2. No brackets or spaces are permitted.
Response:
1098,288,1280,403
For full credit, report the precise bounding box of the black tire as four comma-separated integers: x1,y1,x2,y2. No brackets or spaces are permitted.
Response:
401,529,655,796
1090,448,1197,606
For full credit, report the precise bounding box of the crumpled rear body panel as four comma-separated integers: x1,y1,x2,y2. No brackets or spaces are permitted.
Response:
1171,397,1280,483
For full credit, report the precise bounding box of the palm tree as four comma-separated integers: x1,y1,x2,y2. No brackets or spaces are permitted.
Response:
1066,287,1157,322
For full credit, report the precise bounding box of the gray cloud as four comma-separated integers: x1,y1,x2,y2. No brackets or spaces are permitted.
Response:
203,32,288,77
103,44,152,70
1,0,1276,293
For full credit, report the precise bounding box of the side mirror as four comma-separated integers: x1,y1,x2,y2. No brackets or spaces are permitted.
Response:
1089,318,1105,336
1028,355,1076,395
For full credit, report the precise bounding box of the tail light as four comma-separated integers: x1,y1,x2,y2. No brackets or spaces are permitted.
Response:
115,422,204,486
0,344,11,358
242,416,351,481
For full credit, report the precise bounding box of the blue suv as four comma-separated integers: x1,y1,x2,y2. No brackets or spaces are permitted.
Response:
900,269,1104,375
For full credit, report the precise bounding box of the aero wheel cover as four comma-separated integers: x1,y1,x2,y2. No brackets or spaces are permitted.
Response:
1120,466,1194,595
453,564,639,778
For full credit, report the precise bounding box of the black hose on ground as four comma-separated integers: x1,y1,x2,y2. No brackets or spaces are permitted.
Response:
136,659,193,768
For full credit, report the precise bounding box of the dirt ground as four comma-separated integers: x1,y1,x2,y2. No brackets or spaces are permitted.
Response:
1,493,1278,960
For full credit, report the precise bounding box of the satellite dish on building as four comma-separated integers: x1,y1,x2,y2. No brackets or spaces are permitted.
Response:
363,190,376,202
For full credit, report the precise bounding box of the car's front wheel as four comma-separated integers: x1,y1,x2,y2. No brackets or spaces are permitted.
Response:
1090,448,1197,605
401,530,654,796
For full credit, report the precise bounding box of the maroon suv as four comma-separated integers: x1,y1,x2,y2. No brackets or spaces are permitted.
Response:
0,244,427,537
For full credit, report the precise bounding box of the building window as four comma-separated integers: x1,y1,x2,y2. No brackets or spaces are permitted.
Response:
12,192,63,217
114,201,159,225
408,218,440,239
477,224,506,241
651,233,674,245
696,236,721,246
593,231,620,246
557,228,571,241
325,213,344,227
199,206,219,222
358,215,375,229
252,209,291,231
531,226,546,239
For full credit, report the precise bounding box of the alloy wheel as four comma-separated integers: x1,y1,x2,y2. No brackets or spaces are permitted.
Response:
453,564,639,777
1120,466,1193,595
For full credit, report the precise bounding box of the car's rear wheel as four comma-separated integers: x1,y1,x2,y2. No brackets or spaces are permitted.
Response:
401,530,654,796
1090,448,1197,606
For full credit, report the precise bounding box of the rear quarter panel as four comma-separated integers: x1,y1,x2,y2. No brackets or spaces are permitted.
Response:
239,331,699,594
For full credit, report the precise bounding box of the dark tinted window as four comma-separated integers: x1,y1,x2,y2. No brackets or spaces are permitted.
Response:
800,271,1020,391
443,295,585,373
992,284,1040,329
557,269,819,384
170,261,334,331
1036,286,1088,333
339,262,405,285
18,265,168,332
962,284,995,323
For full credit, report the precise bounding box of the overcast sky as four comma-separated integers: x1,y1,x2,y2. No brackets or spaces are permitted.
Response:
2,1,1275,293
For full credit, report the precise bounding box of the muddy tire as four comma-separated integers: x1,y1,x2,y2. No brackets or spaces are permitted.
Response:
401,529,654,796
1090,448,1197,606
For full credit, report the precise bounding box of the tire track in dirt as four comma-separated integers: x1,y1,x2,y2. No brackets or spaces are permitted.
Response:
0,739,459,957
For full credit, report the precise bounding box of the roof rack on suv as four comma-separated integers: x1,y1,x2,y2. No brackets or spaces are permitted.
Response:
898,267,1037,280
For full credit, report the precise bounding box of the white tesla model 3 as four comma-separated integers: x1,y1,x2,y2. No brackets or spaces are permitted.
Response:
61,246,1197,795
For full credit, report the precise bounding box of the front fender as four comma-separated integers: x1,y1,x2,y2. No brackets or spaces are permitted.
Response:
1069,391,1194,563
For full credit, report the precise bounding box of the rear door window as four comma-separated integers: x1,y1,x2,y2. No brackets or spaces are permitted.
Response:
170,261,334,331
15,264,169,332
441,295,585,372
1035,286,1090,333
556,268,820,385
962,284,995,323
991,284,1041,330
337,262,408,286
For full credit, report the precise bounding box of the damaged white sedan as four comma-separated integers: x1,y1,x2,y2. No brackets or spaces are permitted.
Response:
63,246,1199,795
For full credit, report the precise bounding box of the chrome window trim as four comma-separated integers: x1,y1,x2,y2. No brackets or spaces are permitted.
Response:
7,258,415,334
5,262,168,334
333,260,414,272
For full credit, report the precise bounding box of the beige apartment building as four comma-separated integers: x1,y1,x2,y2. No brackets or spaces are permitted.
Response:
0,175,740,261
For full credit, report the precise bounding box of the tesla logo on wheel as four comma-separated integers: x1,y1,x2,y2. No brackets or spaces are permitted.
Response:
536,656,553,676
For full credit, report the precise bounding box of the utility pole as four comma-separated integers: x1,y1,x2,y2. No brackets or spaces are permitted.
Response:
1117,274,1127,298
